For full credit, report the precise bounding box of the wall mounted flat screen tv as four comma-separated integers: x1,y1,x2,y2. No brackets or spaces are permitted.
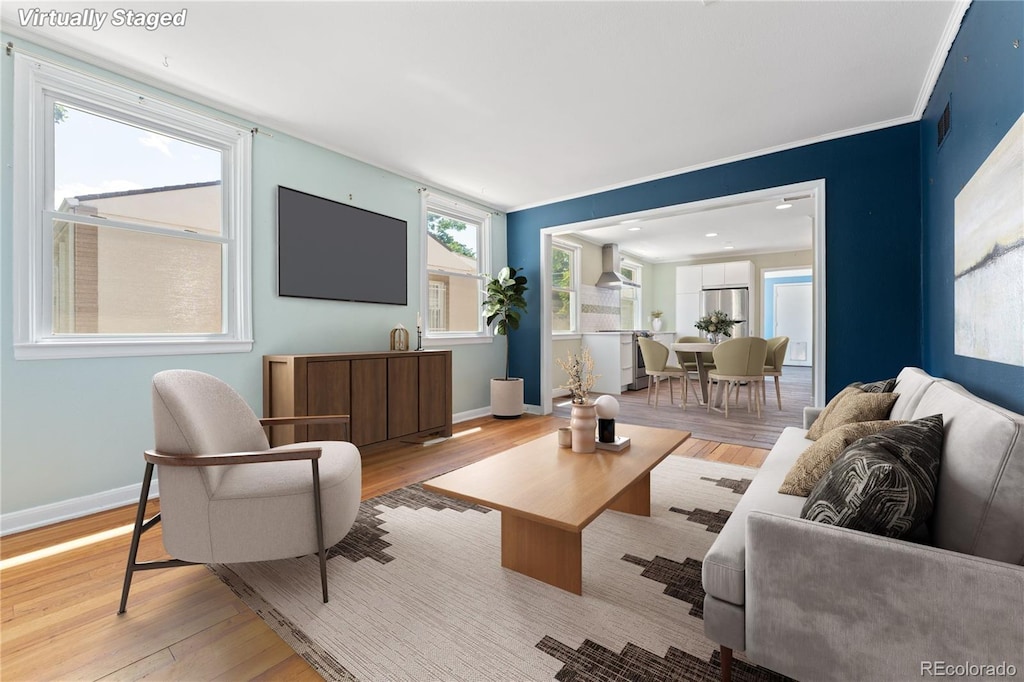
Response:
278,186,408,305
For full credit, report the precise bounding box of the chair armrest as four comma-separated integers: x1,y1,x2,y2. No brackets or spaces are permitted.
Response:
802,405,822,429
144,447,321,467
745,511,1024,682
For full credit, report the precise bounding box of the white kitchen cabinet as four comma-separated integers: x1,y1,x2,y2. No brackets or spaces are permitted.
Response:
723,260,755,287
582,333,633,395
675,265,702,294
701,263,726,287
675,292,701,337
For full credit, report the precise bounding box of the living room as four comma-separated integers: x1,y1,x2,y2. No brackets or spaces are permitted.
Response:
2,1,1023,680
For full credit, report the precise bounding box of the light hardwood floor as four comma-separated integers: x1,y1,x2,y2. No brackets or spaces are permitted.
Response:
0,415,767,681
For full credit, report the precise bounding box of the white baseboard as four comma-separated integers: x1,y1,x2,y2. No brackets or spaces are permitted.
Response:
0,480,159,537
551,388,570,398
453,407,491,423
524,404,544,415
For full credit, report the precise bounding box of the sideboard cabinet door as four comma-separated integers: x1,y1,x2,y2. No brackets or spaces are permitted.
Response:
388,356,420,439
306,360,351,441
351,358,387,446
419,354,448,431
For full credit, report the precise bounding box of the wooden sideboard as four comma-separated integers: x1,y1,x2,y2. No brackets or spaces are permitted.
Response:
263,350,453,448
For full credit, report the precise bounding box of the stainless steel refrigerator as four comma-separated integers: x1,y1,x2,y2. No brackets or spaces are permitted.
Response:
702,288,750,337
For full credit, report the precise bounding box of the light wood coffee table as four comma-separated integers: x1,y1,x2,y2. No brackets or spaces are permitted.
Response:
422,424,690,594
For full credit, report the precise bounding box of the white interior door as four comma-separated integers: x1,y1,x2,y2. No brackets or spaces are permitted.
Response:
774,282,813,367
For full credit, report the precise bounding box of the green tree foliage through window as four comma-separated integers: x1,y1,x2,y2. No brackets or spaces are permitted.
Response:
552,245,574,332
427,213,476,258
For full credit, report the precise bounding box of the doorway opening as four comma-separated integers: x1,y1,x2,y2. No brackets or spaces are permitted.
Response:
538,179,826,415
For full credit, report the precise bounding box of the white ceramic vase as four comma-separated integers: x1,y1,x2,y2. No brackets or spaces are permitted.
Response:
652,318,663,331
569,402,598,453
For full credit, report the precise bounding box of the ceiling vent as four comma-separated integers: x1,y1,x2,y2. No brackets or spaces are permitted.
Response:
937,99,951,148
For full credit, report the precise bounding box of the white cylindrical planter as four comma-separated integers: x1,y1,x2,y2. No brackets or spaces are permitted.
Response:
490,378,524,419
570,403,597,453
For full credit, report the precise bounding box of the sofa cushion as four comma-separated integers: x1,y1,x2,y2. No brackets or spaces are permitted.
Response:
779,420,906,496
702,427,809,606
888,367,938,420
800,415,944,539
913,381,1024,564
807,390,898,440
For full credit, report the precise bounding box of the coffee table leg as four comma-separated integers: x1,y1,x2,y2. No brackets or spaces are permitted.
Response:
501,513,582,595
608,472,651,516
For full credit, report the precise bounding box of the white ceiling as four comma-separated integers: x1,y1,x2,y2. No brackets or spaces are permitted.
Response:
564,195,816,263
2,1,965,214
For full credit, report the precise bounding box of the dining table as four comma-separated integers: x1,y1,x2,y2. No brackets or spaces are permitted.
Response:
670,341,718,405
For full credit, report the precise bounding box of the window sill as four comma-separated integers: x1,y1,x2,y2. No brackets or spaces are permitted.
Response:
551,333,582,341
14,338,254,360
423,335,493,347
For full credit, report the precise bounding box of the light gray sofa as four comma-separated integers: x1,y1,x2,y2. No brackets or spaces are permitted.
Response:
702,367,1024,681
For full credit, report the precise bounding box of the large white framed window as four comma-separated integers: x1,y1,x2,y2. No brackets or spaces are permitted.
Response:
620,260,642,329
551,240,580,334
12,55,252,359
422,192,491,341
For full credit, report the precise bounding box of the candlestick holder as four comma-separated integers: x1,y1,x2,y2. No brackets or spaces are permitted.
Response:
416,328,423,351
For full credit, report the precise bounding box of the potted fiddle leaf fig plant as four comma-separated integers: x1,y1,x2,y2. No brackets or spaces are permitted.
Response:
483,266,528,418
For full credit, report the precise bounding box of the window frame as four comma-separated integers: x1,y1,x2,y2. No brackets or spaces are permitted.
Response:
620,259,643,329
421,192,491,344
550,239,581,335
12,54,253,359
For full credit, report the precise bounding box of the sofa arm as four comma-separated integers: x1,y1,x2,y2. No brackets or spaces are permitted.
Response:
745,511,1024,682
802,406,822,429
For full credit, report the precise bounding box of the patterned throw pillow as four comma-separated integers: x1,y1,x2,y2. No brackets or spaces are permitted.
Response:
805,386,862,440
851,377,898,393
779,420,906,496
800,414,944,538
807,390,898,440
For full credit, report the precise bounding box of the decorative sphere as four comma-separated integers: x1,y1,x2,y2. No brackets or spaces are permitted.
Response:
594,395,620,419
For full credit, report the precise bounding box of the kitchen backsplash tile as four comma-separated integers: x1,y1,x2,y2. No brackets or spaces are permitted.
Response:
580,285,621,332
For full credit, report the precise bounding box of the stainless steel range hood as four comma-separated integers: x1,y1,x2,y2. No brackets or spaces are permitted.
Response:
595,243,639,288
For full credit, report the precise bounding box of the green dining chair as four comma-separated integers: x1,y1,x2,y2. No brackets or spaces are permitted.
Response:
762,336,790,410
707,337,768,418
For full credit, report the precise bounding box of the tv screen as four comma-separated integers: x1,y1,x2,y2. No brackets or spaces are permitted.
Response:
278,186,408,305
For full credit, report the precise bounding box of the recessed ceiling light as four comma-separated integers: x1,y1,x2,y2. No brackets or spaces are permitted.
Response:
776,199,793,210
705,232,718,237
621,218,642,224
724,243,735,250
627,226,642,231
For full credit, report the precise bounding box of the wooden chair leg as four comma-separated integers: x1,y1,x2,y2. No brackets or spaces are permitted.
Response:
668,375,675,405
755,381,762,418
647,377,653,405
311,459,328,603
720,646,733,682
775,375,783,410
723,381,730,418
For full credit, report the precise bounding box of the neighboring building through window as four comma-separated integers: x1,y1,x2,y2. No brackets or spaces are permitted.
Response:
423,193,490,337
551,240,580,333
620,261,642,329
13,55,252,358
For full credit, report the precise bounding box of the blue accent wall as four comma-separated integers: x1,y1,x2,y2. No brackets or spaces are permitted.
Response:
508,125,923,405
920,0,1024,413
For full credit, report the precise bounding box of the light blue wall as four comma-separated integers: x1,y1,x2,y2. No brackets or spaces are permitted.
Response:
0,37,505,517
763,274,812,338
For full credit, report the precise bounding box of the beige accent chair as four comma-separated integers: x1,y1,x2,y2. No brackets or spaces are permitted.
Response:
118,370,362,614
707,337,768,418
761,336,790,410
674,335,712,404
638,338,692,408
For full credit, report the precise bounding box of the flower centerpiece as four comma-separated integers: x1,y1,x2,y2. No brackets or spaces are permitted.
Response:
556,347,598,404
695,309,736,343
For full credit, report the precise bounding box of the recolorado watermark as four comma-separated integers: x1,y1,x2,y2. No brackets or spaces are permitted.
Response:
17,8,188,31
922,661,1018,677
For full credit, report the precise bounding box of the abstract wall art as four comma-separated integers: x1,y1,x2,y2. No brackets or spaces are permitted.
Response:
954,112,1024,367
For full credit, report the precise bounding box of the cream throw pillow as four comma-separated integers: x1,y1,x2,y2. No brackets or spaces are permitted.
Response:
806,386,861,440
780,420,906,496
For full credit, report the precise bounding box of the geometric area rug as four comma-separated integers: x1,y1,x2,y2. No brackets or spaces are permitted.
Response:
211,456,792,681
